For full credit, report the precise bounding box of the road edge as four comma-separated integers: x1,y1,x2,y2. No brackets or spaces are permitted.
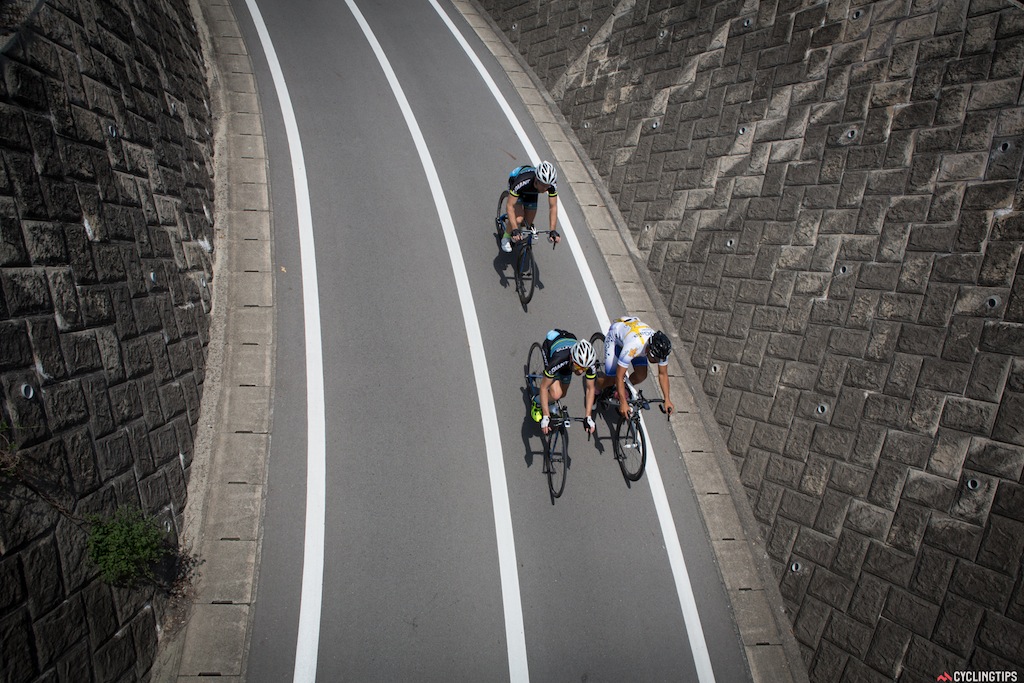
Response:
150,0,275,680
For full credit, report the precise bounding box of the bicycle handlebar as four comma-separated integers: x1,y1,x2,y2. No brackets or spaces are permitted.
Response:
614,390,673,421
544,401,596,438
519,225,559,250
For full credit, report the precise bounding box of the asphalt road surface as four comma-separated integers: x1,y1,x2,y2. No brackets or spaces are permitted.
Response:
231,0,755,680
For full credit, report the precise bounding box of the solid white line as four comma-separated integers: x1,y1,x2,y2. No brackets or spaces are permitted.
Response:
640,425,715,680
430,3,717,682
342,1,529,681
239,2,327,682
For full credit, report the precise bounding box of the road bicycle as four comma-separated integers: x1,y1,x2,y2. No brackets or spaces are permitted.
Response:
496,191,558,306
525,341,589,499
590,332,670,482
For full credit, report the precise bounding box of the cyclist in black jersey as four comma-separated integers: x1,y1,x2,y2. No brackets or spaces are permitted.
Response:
500,160,561,253
532,330,598,435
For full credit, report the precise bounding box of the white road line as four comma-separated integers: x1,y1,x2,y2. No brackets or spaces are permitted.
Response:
342,1,529,681
239,1,327,682
429,3,717,682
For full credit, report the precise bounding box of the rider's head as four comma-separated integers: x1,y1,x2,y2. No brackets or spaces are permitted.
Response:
535,160,557,187
571,339,596,374
647,331,672,363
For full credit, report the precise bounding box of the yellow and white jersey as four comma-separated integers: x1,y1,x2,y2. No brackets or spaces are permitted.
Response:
604,316,667,375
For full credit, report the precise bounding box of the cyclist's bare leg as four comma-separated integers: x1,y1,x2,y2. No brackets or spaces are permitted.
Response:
503,197,523,233
515,205,537,241
596,364,646,401
511,202,525,229
548,381,568,402
629,365,649,386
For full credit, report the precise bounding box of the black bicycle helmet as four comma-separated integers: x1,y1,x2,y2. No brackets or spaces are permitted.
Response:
648,331,672,360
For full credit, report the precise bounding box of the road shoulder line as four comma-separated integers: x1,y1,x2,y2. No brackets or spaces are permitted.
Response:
449,2,809,681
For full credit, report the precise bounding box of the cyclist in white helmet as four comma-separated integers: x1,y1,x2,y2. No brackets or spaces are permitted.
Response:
499,160,560,253
531,330,597,435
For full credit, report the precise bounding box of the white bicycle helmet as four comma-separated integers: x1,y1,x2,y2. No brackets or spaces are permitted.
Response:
571,339,595,368
536,160,557,185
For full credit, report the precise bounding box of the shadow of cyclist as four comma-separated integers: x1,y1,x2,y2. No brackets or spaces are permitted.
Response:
520,383,543,469
491,236,548,297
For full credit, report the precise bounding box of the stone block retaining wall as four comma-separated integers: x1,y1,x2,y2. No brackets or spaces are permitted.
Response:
477,0,1024,679
0,0,213,679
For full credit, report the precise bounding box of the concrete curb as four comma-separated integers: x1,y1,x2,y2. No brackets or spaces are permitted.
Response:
453,1,809,681
151,0,273,681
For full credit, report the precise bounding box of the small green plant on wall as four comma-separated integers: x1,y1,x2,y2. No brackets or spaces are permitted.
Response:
88,507,170,586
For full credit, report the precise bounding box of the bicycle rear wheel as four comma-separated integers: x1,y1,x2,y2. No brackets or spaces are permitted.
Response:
615,414,647,481
589,332,606,371
527,341,545,395
515,244,537,305
496,190,509,232
546,426,567,498
590,332,612,404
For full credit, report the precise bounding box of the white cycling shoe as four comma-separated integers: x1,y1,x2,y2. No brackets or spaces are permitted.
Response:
500,236,512,253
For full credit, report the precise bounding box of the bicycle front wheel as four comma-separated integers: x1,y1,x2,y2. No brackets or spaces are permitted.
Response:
516,245,537,305
615,415,647,481
546,426,567,498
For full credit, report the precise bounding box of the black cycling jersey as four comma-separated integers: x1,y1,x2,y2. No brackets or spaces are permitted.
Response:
509,166,558,201
542,330,596,380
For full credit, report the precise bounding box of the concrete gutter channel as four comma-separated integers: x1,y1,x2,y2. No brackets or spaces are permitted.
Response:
152,1,808,681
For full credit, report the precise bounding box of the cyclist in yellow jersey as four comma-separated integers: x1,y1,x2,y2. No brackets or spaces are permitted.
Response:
596,316,675,419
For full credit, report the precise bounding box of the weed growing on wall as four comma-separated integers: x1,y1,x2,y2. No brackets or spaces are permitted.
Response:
88,508,169,586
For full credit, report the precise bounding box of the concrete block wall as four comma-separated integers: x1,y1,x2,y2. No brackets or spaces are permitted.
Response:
0,0,213,679
477,0,1024,678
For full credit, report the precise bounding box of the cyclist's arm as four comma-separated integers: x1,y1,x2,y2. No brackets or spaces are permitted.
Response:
583,374,596,420
657,362,674,415
547,194,559,240
539,375,556,419
505,193,518,231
